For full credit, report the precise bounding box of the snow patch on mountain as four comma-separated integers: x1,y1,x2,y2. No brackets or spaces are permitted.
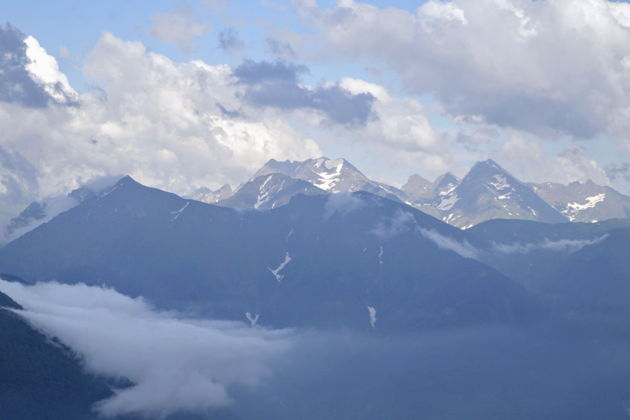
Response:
313,158,344,191
436,193,459,211
489,174,511,191
367,306,377,329
245,312,260,327
268,252,292,283
254,175,275,209
171,202,190,221
565,193,606,219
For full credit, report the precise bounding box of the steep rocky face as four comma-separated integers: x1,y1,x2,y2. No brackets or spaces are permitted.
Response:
429,160,566,228
533,180,630,222
402,174,432,201
0,176,542,332
189,184,234,204
252,157,403,202
219,173,325,210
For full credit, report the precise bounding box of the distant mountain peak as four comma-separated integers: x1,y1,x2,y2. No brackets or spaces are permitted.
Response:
402,174,432,201
253,156,378,194
534,179,630,222
189,184,233,204
469,159,509,175
432,173,460,197
116,175,139,186
2,175,126,244
427,159,567,228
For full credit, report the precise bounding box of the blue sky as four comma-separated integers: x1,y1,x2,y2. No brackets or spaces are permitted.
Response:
5,0,404,90
1,0,630,204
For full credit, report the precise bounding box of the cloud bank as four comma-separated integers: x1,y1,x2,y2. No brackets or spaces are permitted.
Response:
0,28,321,212
299,0,630,145
0,280,292,418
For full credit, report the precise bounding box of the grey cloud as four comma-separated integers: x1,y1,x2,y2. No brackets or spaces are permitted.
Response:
0,280,292,418
265,38,297,59
417,227,478,259
233,59,307,85
218,27,245,54
492,235,608,254
0,146,39,201
301,0,630,140
148,3,208,52
606,162,630,184
233,59,376,126
323,193,365,218
371,209,415,238
0,23,52,108
0,146,40,230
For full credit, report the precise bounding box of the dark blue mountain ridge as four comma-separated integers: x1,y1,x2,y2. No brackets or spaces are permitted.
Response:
0,175,543,331
464,218,630,330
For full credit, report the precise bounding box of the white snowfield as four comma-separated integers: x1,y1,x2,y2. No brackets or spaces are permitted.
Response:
566,193,606,212
313,158,345,191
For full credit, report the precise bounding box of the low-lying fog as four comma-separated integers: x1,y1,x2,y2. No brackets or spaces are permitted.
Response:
3,279,630,420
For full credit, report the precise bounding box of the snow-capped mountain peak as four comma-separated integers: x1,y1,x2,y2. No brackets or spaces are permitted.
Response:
218,173,326,210
189,184,233,204
534,180,630,222
428,159,566,228
401,174,432,201
432,173,460,197
226,157,407,211
311,158,346,192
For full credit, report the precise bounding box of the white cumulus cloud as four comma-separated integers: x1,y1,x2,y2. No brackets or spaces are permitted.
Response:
299,0,630,144
0,31,321,217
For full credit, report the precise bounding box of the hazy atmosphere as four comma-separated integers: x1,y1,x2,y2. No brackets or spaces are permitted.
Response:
2,1,630,419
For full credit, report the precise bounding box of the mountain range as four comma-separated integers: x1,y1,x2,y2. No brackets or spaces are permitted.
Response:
197,157,630,229
2,171,630,419
6,157,630,243
3,172,630,332
0,176,541,331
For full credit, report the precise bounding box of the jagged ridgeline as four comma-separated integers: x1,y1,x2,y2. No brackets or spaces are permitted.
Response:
0,176,542,330
5,157,630,244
